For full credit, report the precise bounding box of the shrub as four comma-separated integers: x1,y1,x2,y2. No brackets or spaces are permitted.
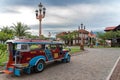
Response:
0,44,7,66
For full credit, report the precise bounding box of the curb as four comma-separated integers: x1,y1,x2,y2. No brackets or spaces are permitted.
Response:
106,56,120,80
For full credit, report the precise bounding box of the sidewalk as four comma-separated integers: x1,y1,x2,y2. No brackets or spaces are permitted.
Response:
110,59,120,80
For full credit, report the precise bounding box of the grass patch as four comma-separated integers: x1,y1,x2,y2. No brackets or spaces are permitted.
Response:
92,45,120,48
65,46,80,54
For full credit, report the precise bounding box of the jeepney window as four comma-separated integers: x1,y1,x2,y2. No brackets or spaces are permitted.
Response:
16,44,30,51
21,45,28,50
50,44,56,50
45,44,51,49
58,44,63,50
30,44,45,50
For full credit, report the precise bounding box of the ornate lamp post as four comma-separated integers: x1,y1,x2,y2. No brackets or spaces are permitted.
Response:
80,23,84,50
84,26,86,44
35,2,46,37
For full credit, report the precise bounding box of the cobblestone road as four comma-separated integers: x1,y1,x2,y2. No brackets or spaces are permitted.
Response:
0,48,120,80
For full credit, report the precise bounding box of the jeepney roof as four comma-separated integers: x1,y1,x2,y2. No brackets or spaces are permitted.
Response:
6,39,64,44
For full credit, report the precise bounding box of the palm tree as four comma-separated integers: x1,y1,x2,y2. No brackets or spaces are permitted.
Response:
11,22,30,38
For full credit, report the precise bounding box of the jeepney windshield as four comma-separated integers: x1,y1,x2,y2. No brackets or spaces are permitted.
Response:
30,44,45,50
13,44,45,51
50,44,63,50
16,44,30,51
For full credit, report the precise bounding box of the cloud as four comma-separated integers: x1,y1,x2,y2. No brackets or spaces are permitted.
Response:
45,3,120,27
1,0,120,37
0,6,38,26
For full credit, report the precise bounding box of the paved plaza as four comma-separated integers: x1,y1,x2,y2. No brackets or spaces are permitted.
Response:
0,48,120,80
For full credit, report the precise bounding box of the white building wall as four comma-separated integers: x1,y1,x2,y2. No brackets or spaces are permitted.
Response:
73,40,75,45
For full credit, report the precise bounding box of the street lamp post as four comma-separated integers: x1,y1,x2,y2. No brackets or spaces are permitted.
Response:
80,23,84,50
84,26,86,45
35,2,46,37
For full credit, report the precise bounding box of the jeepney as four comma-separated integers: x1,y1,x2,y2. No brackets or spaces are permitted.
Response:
3,39,71,76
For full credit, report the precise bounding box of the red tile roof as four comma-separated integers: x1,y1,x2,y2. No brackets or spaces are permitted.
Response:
88,32,96,38
104,26,116,31
56,32,68,36
78,29,89,34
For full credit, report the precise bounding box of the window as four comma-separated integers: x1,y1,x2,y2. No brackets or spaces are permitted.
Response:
21,45,28,50
17,44,30,52
50,44,56,50
30,44,45,50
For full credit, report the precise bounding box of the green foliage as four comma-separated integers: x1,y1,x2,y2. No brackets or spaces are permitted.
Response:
57,31,77,46
0,26,13,42
0,50,7,66
65,46,80,54
97,31,120,46
0,44,7,50
0,44,7,66
11,22,30,38
57,31,77,40
0,32,13,42
104,31,116,39
97,31,120,40
97,32,105,39
26,34,39,39
1,26,13,34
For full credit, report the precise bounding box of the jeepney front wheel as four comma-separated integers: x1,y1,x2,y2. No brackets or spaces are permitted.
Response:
35,60,45,73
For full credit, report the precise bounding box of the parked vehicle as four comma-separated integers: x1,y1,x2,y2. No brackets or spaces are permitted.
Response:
3,39,71,76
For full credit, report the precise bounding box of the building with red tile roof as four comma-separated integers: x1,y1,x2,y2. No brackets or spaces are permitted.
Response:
56,29,95,46
104,25,120,32
104,26,116,31
88,31,96,38
104,25,120,47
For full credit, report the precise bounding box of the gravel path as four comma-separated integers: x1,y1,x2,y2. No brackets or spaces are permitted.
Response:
0,48,120,80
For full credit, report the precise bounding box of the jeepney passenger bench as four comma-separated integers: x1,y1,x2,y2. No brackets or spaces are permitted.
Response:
44,47,53,60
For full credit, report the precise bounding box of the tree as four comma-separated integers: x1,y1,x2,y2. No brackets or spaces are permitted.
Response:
96,32,106,46
11,22,30,38
56,33,68,44
71,31,78,45
97,31,120,47
0,32,11,43
104,31,116,39
0,26,13,43
59,32,75,46
116,31,120,37
0,26,13,34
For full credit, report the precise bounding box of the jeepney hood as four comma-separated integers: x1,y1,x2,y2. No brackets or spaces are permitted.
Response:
63,49,69,53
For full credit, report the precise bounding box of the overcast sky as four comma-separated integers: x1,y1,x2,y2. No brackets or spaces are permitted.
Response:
0,0,120,37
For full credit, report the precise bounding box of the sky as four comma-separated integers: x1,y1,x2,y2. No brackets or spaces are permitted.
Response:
0,0,120,37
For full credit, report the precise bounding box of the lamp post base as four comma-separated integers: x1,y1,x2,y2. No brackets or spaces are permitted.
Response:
80,43,84,50
90,44,93,48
